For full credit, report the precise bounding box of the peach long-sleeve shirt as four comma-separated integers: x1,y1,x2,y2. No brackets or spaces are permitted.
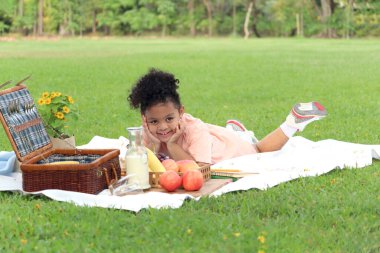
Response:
143,113,257,164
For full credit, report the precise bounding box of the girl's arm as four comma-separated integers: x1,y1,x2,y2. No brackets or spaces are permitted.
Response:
167,119,213,164
166,120,195,160
166,142,195,161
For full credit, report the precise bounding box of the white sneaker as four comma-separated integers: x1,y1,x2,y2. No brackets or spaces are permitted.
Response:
226,119,259,144
286,101,327,131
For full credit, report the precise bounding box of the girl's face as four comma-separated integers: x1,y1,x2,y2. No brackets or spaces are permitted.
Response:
143,102,184,143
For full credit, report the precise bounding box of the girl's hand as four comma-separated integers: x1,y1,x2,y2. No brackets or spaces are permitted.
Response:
142,115,161,150
168,119,185,144
166,119,193,161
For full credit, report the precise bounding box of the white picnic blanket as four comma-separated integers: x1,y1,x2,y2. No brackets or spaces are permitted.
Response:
0,136,379,212
211,136,380,196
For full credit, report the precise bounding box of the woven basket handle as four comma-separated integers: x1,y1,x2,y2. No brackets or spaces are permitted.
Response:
103,164,119,187
111,164,118,180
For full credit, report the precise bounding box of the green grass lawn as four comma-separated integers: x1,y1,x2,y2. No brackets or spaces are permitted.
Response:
0,38,379,252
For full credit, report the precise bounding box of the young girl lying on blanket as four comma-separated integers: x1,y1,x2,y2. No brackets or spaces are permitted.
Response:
128,68,327,165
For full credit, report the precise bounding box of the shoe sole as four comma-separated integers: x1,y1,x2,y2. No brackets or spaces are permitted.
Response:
226,119,248,131
292,102,327,119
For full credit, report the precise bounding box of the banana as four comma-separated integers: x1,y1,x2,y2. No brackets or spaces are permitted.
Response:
145,147,166,172
50,161,80,165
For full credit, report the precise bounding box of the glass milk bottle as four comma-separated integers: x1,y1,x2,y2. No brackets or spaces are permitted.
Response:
125,127,151,190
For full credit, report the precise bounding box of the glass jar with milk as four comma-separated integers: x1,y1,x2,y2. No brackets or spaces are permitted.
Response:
125,127,151,190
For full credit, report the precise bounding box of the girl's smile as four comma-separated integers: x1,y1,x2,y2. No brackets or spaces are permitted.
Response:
144,102,184,142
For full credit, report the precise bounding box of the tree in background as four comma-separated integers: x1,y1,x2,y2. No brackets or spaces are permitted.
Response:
87,0,102,35
13,0,24,34
188,0,196,36
202,0,213,36
0,0,15,34
0,0,378,38
349,0,380,37
38,0,43,35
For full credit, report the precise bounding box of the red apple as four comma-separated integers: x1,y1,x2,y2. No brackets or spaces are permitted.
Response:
159,171,182,192
182,170,204,191
162,159,179,172
176,160,199,173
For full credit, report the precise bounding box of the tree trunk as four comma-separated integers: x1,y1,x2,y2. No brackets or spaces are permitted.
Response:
104,26,110,36
320,0,335,37
33,20,37,36
38,0,44,36
251,0,260,38
202,0,213,36
321,0,331,24
188,0,196,36
69,3,74,36
232,0,236,36
296,13,304,37
18,0,24,34
345,0,354,39
92,10,97,34
18,0,24,17
162,23,167,37
244,1,253,39
59,24,66,36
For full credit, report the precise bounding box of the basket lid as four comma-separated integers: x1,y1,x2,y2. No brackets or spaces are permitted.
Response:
0,85,52,162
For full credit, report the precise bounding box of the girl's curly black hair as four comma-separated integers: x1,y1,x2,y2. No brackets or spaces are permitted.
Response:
128,68,181,113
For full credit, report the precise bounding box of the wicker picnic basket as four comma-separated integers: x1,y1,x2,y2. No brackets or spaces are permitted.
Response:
0,84,121,194
149,164,211,188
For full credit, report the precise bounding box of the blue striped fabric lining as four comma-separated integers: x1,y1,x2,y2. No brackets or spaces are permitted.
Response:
0,88,51,157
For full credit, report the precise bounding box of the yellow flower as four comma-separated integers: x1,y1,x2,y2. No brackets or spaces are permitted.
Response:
62,106,70,113
233,232,240,237
38,98,45,105
67,96,74,104
37,91,78,138
51,92,61,98
55,112,64,120
258,250,265,253
258,235,266,244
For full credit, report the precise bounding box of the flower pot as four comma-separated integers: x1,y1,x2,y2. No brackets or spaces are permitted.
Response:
50,135,76,149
